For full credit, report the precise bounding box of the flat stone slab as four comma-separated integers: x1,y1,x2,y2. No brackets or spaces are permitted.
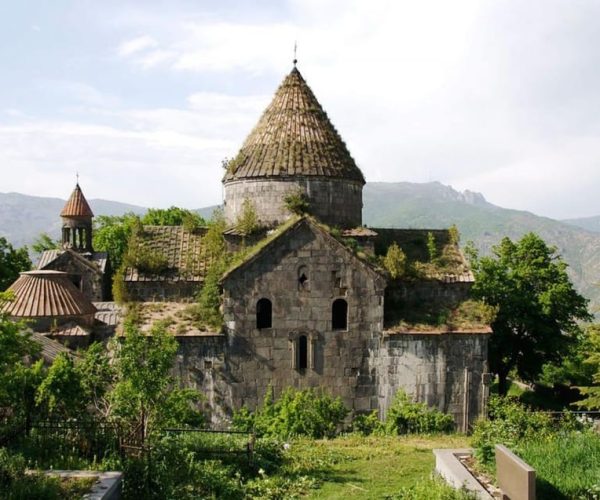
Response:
433,448,493,499
43,470,122,500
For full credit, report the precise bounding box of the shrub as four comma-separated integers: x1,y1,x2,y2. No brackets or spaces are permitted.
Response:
352,410,384,436
385,390,455,435
427,231,437,261
235,198,260,236
383,242,407,279
471,396,554,466
233,387,349,439
283,189,310,215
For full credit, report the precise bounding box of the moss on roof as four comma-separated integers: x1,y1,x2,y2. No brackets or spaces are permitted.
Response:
123,225,215,282
384,299,495,334
223,67,365,184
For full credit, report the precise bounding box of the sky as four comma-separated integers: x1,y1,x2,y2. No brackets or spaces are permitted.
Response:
1,0,600,219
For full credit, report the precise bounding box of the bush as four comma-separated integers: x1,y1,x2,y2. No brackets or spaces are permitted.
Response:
471,396,554,466
233,387,349,439
385,390,455,435
352,410,384,436
283,189,310,215
383,242,407,279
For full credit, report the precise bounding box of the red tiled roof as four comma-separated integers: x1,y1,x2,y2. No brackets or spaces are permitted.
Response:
1,270,97,318
223,67,365,184
60,184,94,217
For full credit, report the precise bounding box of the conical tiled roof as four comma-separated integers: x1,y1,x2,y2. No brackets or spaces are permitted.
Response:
60,183,94,217
0,270,97,318
223,67,365,183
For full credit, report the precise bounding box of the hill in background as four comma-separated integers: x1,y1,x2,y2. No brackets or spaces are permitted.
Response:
2,183,599,313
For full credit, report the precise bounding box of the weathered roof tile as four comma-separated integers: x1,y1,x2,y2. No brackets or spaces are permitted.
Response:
223,67,364,183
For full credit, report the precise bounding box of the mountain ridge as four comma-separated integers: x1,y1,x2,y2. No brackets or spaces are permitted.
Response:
2,183,599,313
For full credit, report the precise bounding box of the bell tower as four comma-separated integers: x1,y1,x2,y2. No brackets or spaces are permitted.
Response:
60,183,94,252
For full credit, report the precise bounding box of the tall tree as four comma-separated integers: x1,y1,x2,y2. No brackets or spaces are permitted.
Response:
576,324,600,409
467,233,590,395
31,233,59,254
0,237,31,290
109,321,202,441
93,213,142,271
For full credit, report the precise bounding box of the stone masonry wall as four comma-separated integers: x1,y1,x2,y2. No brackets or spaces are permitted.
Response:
223,177,363,228
374,333,489,431
44,256,104,302
173,335,233,427
125,281,200,302
222,221,385,412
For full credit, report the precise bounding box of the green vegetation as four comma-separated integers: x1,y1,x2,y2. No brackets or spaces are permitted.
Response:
385,389,455,435
0,448,96,500
472,396,600,499
141,206,205,230
0,237,31,291
233,387,349,439
235,198,260,235
426,231,437,261
31,233,59,254
467,233,590,395
383,242,406,278
576,324,600,409
284,189,310,215
93,213,142,271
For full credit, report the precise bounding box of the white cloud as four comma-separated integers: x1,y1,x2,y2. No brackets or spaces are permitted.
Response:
117,35,158,57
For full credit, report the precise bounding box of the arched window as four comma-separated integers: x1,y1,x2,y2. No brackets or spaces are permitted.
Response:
298,265,309,291
332,299,348,330
256,298,272,329
298,335,308,369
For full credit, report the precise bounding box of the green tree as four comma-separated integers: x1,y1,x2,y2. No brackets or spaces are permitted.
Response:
468,233,590,396
0,300,43,421
36,353,85,418
0,238,31,290
31,233,59,254
142,207,205,229
575,325,600,409
93,213,142,270
109,321,202,440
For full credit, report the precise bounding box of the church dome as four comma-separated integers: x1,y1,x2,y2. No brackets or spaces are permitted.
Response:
223,67,364,228
1,270,96,331
224,68,364,183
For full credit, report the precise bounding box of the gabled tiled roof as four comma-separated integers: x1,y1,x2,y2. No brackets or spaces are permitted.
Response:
60,183,94,217
30,332,77,363
37,249,108,274
124,226,212,282
1,270,97,318
223,67,365,184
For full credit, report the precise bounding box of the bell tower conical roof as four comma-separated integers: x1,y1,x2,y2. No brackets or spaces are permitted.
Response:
223,67,365,184
60,183,94,218
60,183,94,252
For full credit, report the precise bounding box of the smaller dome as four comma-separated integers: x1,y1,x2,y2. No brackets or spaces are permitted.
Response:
61,183,94,218
1,270,97,318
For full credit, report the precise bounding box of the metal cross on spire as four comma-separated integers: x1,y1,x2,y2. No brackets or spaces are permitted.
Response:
76,171,79,185
293,41,298,67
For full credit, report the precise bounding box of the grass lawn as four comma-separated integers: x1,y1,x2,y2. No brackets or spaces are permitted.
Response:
287,434,470,499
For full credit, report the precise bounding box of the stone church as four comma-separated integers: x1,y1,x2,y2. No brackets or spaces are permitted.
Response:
3,64,491,430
